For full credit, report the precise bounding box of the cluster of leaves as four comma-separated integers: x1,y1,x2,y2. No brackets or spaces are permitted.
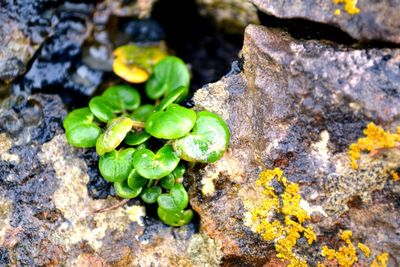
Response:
63,49,230,226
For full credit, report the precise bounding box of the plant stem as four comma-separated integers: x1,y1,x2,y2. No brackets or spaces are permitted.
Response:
131,120,146,128
147,180,154,188
92,199,129,213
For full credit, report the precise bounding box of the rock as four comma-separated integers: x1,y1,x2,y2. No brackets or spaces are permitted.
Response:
190,25,400,265
11,2,104,107
195,0,259,34
0,93,222,266
0,1,60,95
97,0,158,19
251,0,400,44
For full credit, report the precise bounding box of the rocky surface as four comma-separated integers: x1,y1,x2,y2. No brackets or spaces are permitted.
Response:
195,0,259,34
0,1,59,96
251,0,400,44
1,0,160,103
190,25,400,265
0,94,222,266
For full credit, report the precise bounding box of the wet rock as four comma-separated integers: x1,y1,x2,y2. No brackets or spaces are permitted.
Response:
11,2,104,107
251,0,400,44
0,1,60,95
195,0,259,34
190,25,400,265
0,93,222,266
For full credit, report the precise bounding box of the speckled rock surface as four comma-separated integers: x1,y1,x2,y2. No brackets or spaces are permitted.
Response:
190,25,400,265
195,0,259,33
0,94,222,266
251,0,400,44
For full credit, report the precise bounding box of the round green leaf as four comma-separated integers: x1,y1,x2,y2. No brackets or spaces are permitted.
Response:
145,104,196,139
114,180,142,199
157,184,189,211
89,96,116,123
173,111,230,163
141,186,162,204
66,124,102,148
63,107,95,130
89,85,141,123
172,163,186,179
127,169,148,189
63,108,101,148
160,174,175,190
124,131,151,146
160,163,185,189
157,207,193,227
129,104,154,121
102,85,141,112
96,117,133,156
99,148,136,182
132,144,180,179
155,87,186,112
145,56,190,101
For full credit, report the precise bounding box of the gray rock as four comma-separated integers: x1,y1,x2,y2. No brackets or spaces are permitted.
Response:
0,94,222,266
251,0,400,44
195,0,259,33
191,25,400,265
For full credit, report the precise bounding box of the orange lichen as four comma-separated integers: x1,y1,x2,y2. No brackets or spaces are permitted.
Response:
251,168,315,266
333,0,360,15
348,123,400,169
371,253,389,267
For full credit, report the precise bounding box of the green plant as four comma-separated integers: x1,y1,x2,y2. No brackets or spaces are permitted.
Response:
63,53,230,226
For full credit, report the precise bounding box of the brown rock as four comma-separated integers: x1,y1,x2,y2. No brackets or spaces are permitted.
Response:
191,25,400,265
251,0,400,44
195,0,259,34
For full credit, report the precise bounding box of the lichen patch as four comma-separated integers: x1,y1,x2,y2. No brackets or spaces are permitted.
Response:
0,133,20,163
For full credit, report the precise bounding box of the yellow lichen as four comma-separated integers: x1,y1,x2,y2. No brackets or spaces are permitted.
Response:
321,231,389,267
251,168,315,266
357,243,371,258
333,0,360,15
349,123,400,169
251,168,389,267
371,253,389,267
321,230,358,267
334,9,341,15
390,170,399,181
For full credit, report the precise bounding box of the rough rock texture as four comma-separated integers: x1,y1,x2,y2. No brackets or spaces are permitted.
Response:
195,0,259,33
0,1,59,95
191,25,400,265
1,0,160,103
0,94,222,266
251,0,400,44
